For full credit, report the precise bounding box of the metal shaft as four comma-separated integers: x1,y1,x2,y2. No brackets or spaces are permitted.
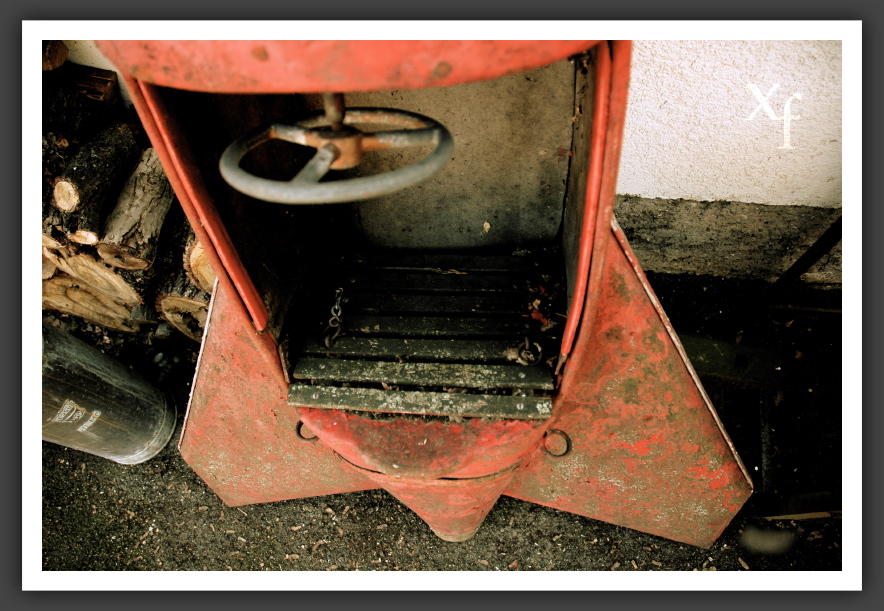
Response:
322,92,345,130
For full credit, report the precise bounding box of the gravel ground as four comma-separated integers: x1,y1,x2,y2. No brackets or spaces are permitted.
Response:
32,264,855,589
41,432,842,577
35,267,853,589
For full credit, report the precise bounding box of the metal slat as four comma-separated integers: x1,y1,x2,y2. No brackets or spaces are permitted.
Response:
343,314,531,338
345,292,525,315
292,358,555,390
288,385,553,419
346,271,524,293
300,337,519,363
351,252,538,273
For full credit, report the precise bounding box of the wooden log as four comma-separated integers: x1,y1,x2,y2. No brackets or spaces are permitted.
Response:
42,63,123,142
43,203,93,246
42,132,72,180
42,229,70,282
43,187,98,246
65,64,121,106
51,122,140,215
156,268,211,342
52,253,141,307
42,275,140,333
62,214,98,246
42,232,67,252
41,235,75,278
183,230,217,294
42,249,57,280
42,41,69,71
96,148,174,270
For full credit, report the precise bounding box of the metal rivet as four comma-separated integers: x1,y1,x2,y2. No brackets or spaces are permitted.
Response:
518,373,526,379
311,392,320,400
319,364,326,370
516,403,524,410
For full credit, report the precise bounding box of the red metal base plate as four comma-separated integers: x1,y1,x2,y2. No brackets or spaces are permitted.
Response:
506,220,753,547
179,222,751,547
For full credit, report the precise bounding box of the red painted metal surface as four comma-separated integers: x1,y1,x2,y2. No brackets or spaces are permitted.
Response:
131,78,272,336
108,40,753,547
359,465,521,542
179,279,378,506
561,40,633,366
558,41,612,366
97,41,598,94
298,407,547,479
505,219,753,548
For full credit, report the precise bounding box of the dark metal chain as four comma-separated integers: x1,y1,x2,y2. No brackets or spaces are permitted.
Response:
323,287,344,348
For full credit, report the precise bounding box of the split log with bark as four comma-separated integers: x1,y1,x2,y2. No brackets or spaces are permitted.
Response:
41,144,169,334
155,268,211,343
42,275,141,333
97,148,175,270
183,230,217,294
149,217,213,342
41,232,151,332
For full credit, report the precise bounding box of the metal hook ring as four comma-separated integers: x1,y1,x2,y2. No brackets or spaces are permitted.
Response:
295,420,319,442
541,429,572,458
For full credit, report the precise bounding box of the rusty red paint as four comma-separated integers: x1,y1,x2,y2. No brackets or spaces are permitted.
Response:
179,280,378,506
562,40,633,364
297,407,547,480
505,221,752,548
359,465,521,542
128,77,272,335
558,41,613,364
96,40,598,94
111,40,751,547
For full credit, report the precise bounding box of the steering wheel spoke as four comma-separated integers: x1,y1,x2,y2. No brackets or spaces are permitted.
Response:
361,127,442,151
291,144,337,183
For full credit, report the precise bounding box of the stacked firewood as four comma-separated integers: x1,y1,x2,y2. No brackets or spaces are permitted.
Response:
41,41,216,341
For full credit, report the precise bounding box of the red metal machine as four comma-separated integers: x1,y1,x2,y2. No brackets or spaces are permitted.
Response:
98,40,752,547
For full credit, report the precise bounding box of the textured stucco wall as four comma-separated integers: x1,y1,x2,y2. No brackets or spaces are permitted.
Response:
618,40,842,208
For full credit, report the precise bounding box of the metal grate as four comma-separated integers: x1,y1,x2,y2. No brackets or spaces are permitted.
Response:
287,251,563,419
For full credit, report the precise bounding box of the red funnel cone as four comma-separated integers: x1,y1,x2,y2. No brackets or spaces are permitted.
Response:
360,465,519,542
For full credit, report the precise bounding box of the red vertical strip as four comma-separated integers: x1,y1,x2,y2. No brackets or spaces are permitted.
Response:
559,41,633,375
581,40,633,341
124,76,282,381
133,81,270,333
557,43,612,366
